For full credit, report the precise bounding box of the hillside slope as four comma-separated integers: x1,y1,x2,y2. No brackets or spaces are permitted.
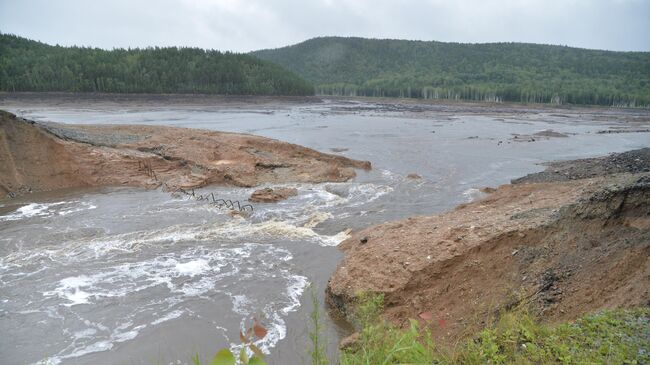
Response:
0,34,314,96
253,37,650,106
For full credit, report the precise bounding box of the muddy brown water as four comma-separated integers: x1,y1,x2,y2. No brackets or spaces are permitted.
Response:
1,95,649,364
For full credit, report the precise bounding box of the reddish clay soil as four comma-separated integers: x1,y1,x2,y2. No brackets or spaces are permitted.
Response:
0,110,370,199
249,187,299,203
327,156,649,344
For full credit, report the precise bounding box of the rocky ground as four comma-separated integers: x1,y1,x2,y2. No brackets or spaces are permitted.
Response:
327,149,649,344
0,110,370,199
512,148,650,184
249,187,299,203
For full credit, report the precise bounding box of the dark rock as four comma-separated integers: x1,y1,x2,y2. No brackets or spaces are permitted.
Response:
513,148,650,184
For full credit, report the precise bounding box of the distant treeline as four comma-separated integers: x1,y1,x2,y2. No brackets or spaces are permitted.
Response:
253,37,650,107
0,34,314,96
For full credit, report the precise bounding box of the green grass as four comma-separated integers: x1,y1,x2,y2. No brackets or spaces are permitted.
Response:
184,293,647,365
308,288,330,365
339,293,440,365
451,308,649,365
339,295,649,365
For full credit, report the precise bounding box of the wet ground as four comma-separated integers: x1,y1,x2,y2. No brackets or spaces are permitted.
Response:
1,94,649,364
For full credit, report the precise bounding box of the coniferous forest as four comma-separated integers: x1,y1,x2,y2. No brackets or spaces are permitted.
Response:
253,37,650,106
0,34,314,96
2,33,650,106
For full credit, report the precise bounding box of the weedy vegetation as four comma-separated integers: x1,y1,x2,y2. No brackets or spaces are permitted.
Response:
188,293,648,365
338,294,649,365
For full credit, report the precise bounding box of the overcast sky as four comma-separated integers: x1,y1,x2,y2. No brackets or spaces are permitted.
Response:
1,0,649,52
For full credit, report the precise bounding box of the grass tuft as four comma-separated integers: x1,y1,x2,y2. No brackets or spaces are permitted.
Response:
340,294,649,365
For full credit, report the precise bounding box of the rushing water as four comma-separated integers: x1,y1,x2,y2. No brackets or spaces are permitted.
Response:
1,96,649,364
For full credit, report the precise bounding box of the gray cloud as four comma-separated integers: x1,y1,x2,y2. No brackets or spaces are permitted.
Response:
1,0,648,52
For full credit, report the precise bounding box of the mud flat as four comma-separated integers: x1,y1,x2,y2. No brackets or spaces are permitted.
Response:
327,148,649,343
0,110,370,199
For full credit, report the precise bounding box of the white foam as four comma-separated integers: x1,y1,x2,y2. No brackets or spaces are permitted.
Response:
179,276,217,296
302,211,333,228
231,294,252,315
41,245,254,308
66,218,352,251
232,273,309,355
113,326,144,342
45,276,93,306
281,274,309,315
1,203,55,221
34,320,147,364
58,202,97,216
175,259,209,277
0,201,96,221
347,184,393,207
37,243,302,361
60,339,113,360
327,229,353,246
462,188,486,202
73,328,98,339
257,312,286,354
33,355,62,364
2,179,393,274
381,169,401,183
34,339,112,365
8,171,400,363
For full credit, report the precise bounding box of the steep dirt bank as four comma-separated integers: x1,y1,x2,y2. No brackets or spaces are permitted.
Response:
0,110,370,199
327,151,649,344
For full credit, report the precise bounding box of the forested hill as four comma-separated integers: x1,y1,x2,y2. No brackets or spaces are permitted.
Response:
0,34,314,96
253,37,650,106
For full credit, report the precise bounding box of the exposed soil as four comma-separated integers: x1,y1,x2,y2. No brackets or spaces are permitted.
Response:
327,150,649,344
509,130,570,143
249,187,298,203
0,110,370,199
533,129,569,138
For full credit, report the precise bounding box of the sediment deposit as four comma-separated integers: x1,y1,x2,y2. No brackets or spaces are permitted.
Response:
0,110,370,199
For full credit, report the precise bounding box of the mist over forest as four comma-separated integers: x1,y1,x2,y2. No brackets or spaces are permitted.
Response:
254,37,650,106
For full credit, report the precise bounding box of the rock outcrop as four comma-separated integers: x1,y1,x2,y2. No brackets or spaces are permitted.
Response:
0,110,371,199
249,187,298,203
